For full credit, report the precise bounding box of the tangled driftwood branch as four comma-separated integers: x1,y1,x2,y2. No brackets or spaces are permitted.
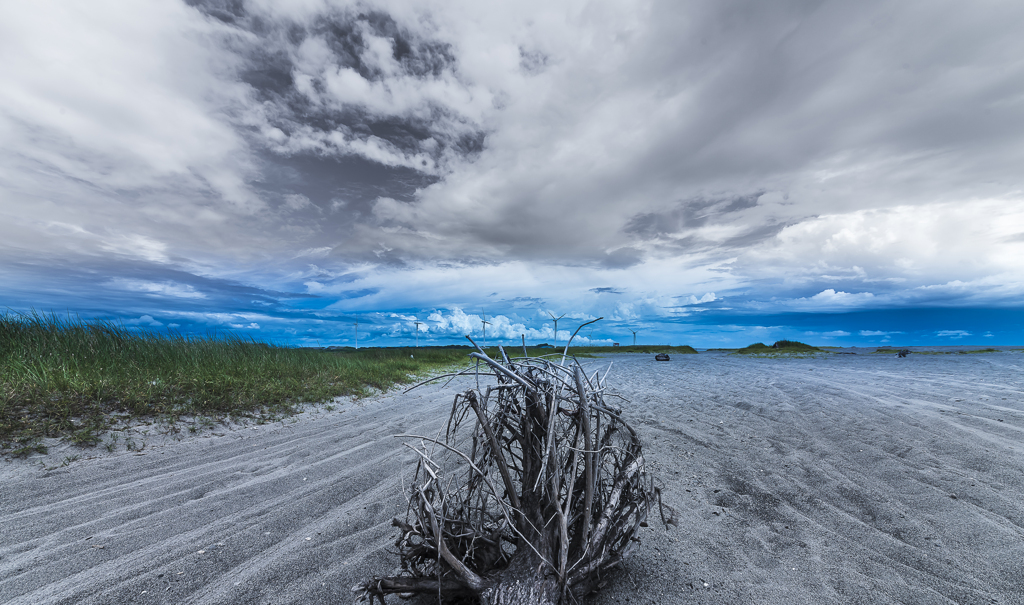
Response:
355,323,672,604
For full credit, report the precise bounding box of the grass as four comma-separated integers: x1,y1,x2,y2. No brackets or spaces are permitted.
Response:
735,340,821,355
0,312,471,457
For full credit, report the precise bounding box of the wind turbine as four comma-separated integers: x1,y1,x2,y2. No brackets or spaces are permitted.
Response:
629,329,638,346
414,321,422,348
481,313,491,348
547,311,566,345
354,321,359,350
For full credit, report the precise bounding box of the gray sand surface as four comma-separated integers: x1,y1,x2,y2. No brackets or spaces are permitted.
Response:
2,352,1023,604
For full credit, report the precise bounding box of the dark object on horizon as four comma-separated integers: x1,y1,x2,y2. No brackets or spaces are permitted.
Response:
655,353,670,361
898,349,910,358
356,338,672,604
536,343,554,348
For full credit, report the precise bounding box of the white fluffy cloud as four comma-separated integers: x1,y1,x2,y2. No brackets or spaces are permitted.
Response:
418,307,605,344
737,199,1024,300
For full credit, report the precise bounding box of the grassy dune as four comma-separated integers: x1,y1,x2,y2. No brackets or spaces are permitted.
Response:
735,340,821,354
0,313,469,457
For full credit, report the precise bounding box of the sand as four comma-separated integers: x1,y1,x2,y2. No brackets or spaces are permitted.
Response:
2,351,1023,604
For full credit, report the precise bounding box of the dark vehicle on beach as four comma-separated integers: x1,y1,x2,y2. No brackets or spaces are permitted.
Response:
655,353,670,361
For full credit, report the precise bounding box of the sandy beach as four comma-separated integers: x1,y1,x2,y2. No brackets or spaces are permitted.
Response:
2,351,1023,604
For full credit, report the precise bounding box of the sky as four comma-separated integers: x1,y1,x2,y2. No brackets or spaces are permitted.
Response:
2,0,1024,348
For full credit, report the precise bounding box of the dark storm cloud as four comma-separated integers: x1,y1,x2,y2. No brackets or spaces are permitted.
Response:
624,192,765,239
718,222,792,250
617,192,785,257
256,152,432,213
188,0,487,171
590,288,624,295
601,248,644,269
618,192,792,255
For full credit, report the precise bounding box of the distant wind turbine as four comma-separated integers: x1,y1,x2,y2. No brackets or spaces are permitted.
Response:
547,311,566,345
354,321,359,350
414,321,422,348
481,313,491,348
629,329,638,346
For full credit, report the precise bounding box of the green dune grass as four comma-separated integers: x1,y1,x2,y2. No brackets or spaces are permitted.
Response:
0,312,470,457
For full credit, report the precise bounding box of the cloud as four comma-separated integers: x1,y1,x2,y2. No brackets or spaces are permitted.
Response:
936,330,971,339
773,289,876,312
163,311,278,329
0,0,258,206
8,0,1024,281
4,0,1024,346
426,307,550,341
193,3,490,173
294,247,333,259
677,292,717,305
859,330,903,337
601,247,644,269
124,314,164,327
734,200,1024,307
304,0,1024,274
803,330,850,338
418,307,607,343
108,279,207,299
811,289,872,304
283,194,314,212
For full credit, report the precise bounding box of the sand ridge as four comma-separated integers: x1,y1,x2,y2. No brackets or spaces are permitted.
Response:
2,352,1023,604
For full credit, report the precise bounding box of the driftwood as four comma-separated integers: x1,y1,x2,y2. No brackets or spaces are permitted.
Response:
355,323,671,604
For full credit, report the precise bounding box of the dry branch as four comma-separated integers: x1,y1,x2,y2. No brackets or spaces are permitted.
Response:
355,332,665,605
